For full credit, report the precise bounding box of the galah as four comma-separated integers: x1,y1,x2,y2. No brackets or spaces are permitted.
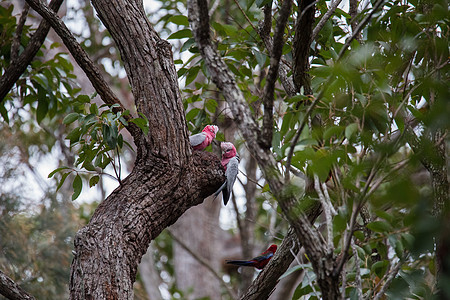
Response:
226,244,277,269
189,125,219,150
214,142,239,205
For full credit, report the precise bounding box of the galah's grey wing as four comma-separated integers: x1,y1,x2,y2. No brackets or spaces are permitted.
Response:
223,157,239,205
189,132,206,147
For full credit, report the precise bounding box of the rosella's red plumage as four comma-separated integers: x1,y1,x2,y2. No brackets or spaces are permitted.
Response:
226,244,277,270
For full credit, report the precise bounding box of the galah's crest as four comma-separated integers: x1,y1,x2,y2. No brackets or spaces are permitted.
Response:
189,125,219,150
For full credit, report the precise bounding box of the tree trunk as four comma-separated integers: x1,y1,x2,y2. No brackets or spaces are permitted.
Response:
172,202,222,300
67,0,225,298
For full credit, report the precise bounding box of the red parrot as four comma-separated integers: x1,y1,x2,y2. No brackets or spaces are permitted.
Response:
226,244,277,269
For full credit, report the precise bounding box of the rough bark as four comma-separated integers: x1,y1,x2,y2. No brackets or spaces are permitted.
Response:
0,270,35,300
292,0,316,95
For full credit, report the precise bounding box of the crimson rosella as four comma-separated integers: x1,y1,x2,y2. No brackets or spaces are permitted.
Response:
213,142,239,205
189,125,219,150
226,244,277,269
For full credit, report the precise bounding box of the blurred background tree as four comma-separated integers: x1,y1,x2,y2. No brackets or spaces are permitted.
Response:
0,0,448,299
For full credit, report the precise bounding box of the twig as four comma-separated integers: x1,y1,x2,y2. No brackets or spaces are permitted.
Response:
11,3,30,63
232,0,258,32
314,174,333,251
167,230,238,300
352,238,363,299
311,0,343,42
337,0,385,60
239,170,265,189
261,0,293,149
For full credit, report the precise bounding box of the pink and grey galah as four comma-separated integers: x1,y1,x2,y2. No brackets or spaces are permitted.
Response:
214,142,239,205
226,244,277,269
189,125,219,150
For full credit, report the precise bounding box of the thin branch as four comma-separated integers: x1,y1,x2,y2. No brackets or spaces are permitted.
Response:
0,270,36,300
314,174,333,251
0,0,64,102
11,3,30,63
337,0,385,60
352,238,363,299
232,0,258,32
292,0,317,94
285,90,325,182
167,230,237,300
24,0,139,138
311,0,343,42
257,3,297,97
334,163,379,277
261,0,293,149
373,261,402,300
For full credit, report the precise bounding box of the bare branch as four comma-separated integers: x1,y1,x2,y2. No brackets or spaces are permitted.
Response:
257,4,297,97
311,0,343,42
352,238,363,299
373,261,402,300
11,3,30,63
0,0,64,102
314,175,333,251
261,0,293,149
0,269,36,300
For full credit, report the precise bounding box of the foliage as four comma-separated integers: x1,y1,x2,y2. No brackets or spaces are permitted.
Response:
0,0,448,299
164,0,448,298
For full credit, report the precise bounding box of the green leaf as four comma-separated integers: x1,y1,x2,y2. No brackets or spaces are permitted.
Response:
186,108,200,122
36,96,49,124
72,174,82,201
367,220,393,233
323,125,344,141
205,99,218,113
169,15,189,26
185,66,200,86
371,260,389,278
66,127,82,144
48,166,70,178
345,123,359,141
167,29,192,40
63,113,79,125
90,103,99,115
56,172,71,192
75,94,91,103
89,175,100,188
0,105,9,123
130,117,149,135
